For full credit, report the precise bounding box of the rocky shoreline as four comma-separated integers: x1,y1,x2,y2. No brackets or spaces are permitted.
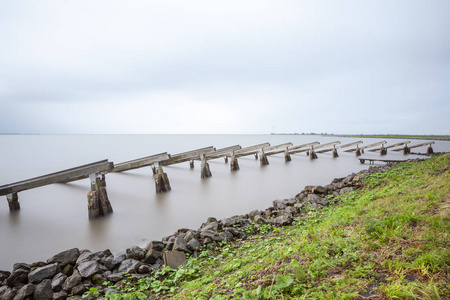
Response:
0,161,419,300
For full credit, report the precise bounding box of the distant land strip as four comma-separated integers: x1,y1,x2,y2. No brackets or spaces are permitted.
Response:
326,134,450,141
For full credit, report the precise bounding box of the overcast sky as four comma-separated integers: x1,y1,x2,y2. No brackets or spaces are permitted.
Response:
0,0,449,134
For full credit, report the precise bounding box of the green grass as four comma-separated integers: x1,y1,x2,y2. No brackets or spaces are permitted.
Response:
93,154,450,300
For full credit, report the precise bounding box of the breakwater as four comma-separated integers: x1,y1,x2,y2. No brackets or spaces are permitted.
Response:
0,160,408,299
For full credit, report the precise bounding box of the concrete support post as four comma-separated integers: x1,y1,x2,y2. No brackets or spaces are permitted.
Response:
230,152,240,171
380,145,387,155
200,154,212,178
254,153,259,160
154,164,171,193
101,174,107,187
284,148,292,162
355,146,362,156
87,173,113,219
189,160,195,169
332,146,339,158
224,156,228,163
7,193,20,211
260,150,269,165
309,146,318,159
426,144,434,155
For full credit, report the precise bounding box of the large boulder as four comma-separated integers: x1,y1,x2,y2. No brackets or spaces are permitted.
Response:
143,249,162,265
62,270,82,292
28,263,59,284
126,246,146,261
77,261,101,278
33,279,53,300
0,286,17,300
146,241,166,252
12,283,34,300
173,236,190,253
271,215,293,226
6,269,29,288
52,291,68,300
187,238,201,251
117,259,141,274
51,273,67,292
47,248,80,267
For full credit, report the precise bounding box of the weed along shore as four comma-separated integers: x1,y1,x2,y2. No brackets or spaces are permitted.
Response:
1,155,449,299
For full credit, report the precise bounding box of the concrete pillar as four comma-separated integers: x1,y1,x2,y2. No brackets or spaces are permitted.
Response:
254,153,259,160
426,144,434,155
260,150,269,165
200,155,212,178
88,173,113,219
189,160,195,169
154,164,171,193
224,156,228,163
380,145,387,155
7,193,20,211
284,148,292,162
355,146,362,156
230,152,240,171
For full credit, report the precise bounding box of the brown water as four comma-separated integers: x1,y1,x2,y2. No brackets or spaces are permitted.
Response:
0,134,447,270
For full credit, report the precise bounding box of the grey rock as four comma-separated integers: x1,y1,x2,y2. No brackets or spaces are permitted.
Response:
307,194,321,203
126,246,146,261
343,174,355,184
218,232,232,242
340,187,354,194
51,273,67,292
34,279,53,300
201,222,219,232
52,291,67,300
221,217,237,227
28,263,59,285
0,286,17,300
137,265,152,274
285,206,297,215
91,274,106,285
106,273,123,283
318,198,330,206
71,283,84,295
254,215,267,225
77,261,101,279
200,229,216,240
304,185,326,194
12,283,34,300
224,228,246,239
62,270,81,292
272,200,287,210
12,264,30,273
47,248,80,267
146,241,166,252
187,238,201,251
118,259,141,274
183,231,195,242
104,288,120,294
173,236,190,253
61,264,73,276
271,215,293,226
206,217,217,223
143,249,162,265
6,269,29,288
203,237,213,245
163,251,186,269
248,210,260,220
0,270,11,282
294,203,304,210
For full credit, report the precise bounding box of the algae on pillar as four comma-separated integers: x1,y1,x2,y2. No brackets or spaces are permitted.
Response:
7,193,20,211
154,164,171,193
87,173,113,219
200,155,212,178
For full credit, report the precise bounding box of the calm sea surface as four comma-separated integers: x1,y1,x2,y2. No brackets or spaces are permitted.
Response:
0,134,448,270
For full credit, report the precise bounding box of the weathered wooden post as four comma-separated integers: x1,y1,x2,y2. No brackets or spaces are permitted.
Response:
355,145,362,156
380,145,387,155
189,160,195,169
87,173,113,219
200,154,212,178
426,144,434,155
283,146,291,161
154,163,171,193
309,146,318,159
259,149,269,165
403,145,410,154
7,193,20,211
332,146,339,158
230,152,240,171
